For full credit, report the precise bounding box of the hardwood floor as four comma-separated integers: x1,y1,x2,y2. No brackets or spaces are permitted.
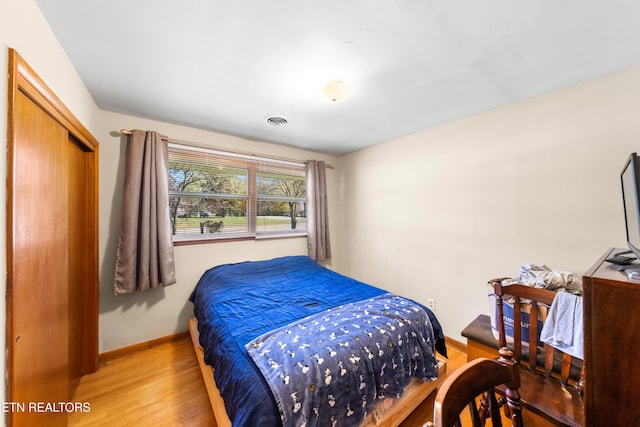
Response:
70,336,468,427
69,336,215,426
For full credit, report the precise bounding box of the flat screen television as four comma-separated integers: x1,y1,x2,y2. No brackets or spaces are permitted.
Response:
621,152,640,259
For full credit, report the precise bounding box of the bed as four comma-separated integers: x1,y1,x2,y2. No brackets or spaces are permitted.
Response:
189,256,447,427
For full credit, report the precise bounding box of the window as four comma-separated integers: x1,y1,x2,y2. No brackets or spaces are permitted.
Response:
168,143,306,242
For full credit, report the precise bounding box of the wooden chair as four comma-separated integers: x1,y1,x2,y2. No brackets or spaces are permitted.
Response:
490,279,585,426
426,348,523,427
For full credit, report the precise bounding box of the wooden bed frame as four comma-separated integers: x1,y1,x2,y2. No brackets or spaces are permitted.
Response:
189,318,446,427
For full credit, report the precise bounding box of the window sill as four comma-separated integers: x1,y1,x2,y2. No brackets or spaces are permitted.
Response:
172,232,307,246
255,231,307,240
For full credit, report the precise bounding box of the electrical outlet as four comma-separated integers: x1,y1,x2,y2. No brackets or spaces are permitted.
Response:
426,298,436,311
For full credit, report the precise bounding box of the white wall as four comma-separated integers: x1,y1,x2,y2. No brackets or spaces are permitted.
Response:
98,111,339,352
1,0,101,418
336,66,640,342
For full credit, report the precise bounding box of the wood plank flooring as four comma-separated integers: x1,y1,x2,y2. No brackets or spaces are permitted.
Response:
69,336,467,427
69,336,215,426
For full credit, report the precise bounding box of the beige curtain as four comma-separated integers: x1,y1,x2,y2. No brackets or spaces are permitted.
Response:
306,160,331,261
114,130,176,294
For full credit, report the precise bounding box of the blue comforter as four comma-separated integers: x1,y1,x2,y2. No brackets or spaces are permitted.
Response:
247,294,440,427
190,255,446,426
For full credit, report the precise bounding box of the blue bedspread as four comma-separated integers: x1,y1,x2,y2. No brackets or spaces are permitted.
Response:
247,294,440,427
190,255,446,426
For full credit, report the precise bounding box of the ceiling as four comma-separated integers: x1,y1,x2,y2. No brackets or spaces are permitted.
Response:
36,1,640,156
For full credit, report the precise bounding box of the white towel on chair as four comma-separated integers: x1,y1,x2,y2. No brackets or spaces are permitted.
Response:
540,291,584,360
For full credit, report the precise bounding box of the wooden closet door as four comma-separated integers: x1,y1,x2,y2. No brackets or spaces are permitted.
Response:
7,47,99,427
11,90,71,427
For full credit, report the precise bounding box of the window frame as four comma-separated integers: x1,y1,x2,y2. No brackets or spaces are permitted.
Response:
168,142,308,245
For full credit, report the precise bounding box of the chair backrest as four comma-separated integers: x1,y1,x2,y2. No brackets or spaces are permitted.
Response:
426,348,523,427
490,279,584,392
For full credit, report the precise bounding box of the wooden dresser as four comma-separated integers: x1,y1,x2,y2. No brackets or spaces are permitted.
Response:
583,248,640,426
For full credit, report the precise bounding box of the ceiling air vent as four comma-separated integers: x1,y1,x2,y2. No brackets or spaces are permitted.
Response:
266,116,288,126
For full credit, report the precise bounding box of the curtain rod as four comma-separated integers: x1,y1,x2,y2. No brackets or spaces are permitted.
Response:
120,129,334,169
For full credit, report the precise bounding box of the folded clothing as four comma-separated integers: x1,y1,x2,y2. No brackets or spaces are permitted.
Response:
503,264,582,295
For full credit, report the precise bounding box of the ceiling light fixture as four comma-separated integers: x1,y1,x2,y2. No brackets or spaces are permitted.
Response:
318,79,350,103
